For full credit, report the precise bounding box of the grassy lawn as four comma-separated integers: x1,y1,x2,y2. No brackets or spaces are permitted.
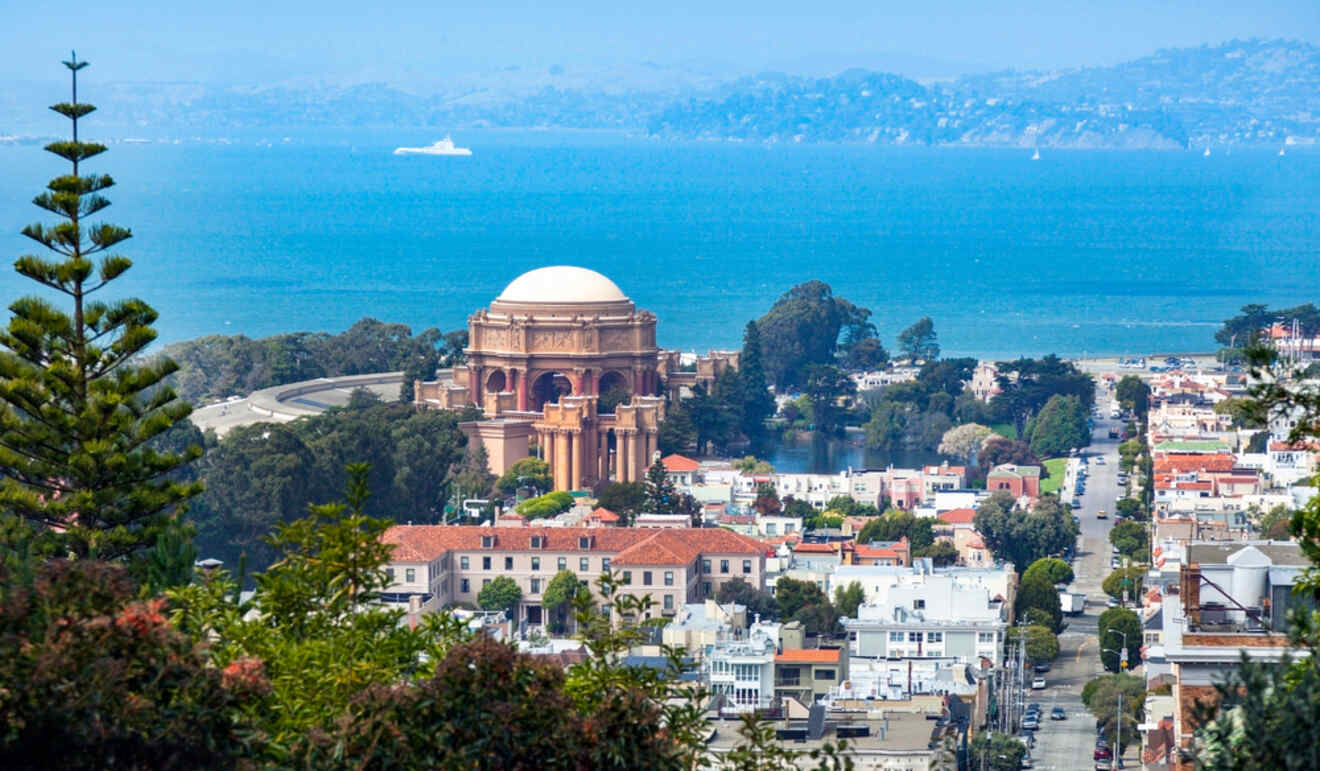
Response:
990,423,1016,439
1040,457,1069,495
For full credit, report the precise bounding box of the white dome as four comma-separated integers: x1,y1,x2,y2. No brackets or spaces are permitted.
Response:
495,266,628,304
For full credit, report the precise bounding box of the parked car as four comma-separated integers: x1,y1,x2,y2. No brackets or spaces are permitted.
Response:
1094,746,1113,761
1111,557,1121,568
1022,716,1040,730
1031,677,1046,690
1019,732,1036,749
1021,754,1033,769
1033,663,1050,673
1097,509,1108,519
1096,457,1105,464
1051,707,1067,720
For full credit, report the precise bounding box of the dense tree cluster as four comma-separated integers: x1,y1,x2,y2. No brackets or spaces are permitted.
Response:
972,492,1079,573
753,280,876,390
990,355,1095,440
187,401,469,571
1024,393,1091,458
862,358,978,453
161,319,468,404
1083,673,1145,754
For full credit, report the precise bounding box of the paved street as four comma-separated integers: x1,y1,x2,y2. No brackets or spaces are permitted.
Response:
1029,385,1140,770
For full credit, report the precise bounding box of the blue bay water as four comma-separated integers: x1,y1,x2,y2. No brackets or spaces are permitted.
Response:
1,128,1317,358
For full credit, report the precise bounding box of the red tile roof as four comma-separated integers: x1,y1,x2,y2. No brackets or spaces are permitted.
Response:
661,454,700,472
938,508,977,525
588,507,620,522
1153,453,1236,473
793,542,840,554
383,524,766,567
775,648,842,664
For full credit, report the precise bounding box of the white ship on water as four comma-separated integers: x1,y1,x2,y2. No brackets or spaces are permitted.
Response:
393,137,471,156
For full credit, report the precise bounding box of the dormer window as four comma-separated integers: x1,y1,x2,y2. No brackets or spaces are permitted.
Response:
482,535,496,549
530,535,544,549
579,536,593,550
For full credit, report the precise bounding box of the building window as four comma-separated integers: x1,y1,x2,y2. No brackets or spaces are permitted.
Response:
978,632,995,643
702,559,711,573
580,557,590,572
482,556,491,571
720,560,730,574
460,556,469,570
482,579,490,588
460,578,470,593
386,567,395,582
909,632,922,642
530,535,543,548
531,557,540,571
622,571,632,585
742,560,751,574
602,558,610,571
664,594,674,610
531,578,541,594
889,632,904,642
703,582,712,595
579,536,592,549
558,557,568,571
927,632,943,643
815,669,836,681
405,568,416,583
913,599,926,610
664,571,674,586
505,557,514,571
643,571,653,586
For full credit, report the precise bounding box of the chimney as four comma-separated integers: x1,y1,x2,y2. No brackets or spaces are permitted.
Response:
1183,563,1202,627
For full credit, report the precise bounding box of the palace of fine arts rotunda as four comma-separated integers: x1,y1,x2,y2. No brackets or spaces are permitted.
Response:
414,266,737,492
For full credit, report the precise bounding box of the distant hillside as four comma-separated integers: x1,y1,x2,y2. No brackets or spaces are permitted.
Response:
650,39,1320,148
3,40,1316,148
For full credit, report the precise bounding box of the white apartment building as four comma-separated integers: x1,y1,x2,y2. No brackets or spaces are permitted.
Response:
841,578,1009,665
704,620,780,713
826,563,1015,612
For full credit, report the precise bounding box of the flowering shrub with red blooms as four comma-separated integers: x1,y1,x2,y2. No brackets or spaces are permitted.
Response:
0,560,250,770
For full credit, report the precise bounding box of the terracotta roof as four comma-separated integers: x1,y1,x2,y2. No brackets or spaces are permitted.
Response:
924,465,967,476
792,542,839,554
588,507,620,522
775,648,842,664
1153,453,1236,473
854,543,906,560
662,454,701,472
382,524,763,566
938,508,977,525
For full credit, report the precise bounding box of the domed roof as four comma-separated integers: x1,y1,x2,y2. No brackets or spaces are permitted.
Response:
495,266,629,304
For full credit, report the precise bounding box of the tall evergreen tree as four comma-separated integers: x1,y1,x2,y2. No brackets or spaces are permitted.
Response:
0,55,201,560
739,321,775,445
642,457,677,515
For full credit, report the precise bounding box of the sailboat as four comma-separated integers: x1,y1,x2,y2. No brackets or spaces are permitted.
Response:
1203,146,1211,157
1279,146,1287,157
1031,147,1041,161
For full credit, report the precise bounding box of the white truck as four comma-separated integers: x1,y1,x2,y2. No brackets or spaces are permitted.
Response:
1059,590,1086,615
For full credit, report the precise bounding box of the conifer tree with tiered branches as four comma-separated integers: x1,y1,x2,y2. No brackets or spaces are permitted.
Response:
0,54,201,560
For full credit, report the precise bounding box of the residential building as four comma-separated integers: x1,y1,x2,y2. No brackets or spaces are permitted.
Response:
843,580,1008,664
662,600,748,655
661,453,701,486
705,620,779,713
382,525,766,626
774,647,849,706
985,463,1041,501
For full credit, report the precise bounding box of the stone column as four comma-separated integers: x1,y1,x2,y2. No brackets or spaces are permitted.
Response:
468,367,480,404
598,432,609,482
617,430,632,482
513,369,528,411
556,430,571,491
570,430,583,491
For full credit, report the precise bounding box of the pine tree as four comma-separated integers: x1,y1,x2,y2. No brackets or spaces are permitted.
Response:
0,54,201,560
739,320,775,445
643,457,677,515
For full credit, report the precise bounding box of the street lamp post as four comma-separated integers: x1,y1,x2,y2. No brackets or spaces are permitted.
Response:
1106,628,1131,769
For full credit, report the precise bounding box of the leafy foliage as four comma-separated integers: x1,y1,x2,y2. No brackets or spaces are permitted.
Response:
495,456,552,496
1096,607,1142,673
774,577,838,635
0,58,201,561
595,480,645,526
1021,556,1074,587
990,355,1095,439
516,490,574,519
754,281,870,390
968,732,1027,771
1102,566,1145,605
1115,375,1150,418
832,581,866,618
477,575,523,616
1008,624,1060,663
1016,572,1063,632
938,422,993,462
1083,673,1145,752
739,320,777,445
1025,394,1090,458
717,577,779,622
896,316,939,363
973,492,1078,572
1109,520,1148,558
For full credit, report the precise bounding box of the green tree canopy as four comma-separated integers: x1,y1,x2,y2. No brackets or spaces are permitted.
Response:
1083,673,1145,752
1109,520,1149,558
990,355,1096,439
0,56,202,561
1115,375,1151,418
1022,557,1075,587
595,481,645,526
968,732,1027,771
1008,624,1060,663
896,316,939,363
832,581,866,618
754,280,869,390
516,490,574,520
1102,566,1145,605
774,576,836,634
716,577,779,621
973,492,1078,573
496,456,552,496
1016,572,1063,632
739,321,776,445
1026,393,1091,458
1097,607,1142,673
803,363,856,436
478,575,523,617
543,570,587,634
643,457,679,515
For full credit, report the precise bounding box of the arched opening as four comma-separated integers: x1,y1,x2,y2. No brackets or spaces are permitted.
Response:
485,369,507,394
531,371,574,410
597,370,631,414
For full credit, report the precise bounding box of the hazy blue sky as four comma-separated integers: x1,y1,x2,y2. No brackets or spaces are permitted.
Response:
4,0,1318,83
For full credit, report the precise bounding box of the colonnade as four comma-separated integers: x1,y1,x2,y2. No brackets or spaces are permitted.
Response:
535,424,659,491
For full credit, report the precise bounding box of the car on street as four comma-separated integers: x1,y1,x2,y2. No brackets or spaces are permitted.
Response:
1051,707,1067,720
1020,754,1033,768
1033,663,1050,673
1022,716,1040,730
1096,457,1105,464
1094,746,1112,761
1019,732,1036,749
1111,557,1121,568
1097,509,1108,519
1031,677,1046,690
